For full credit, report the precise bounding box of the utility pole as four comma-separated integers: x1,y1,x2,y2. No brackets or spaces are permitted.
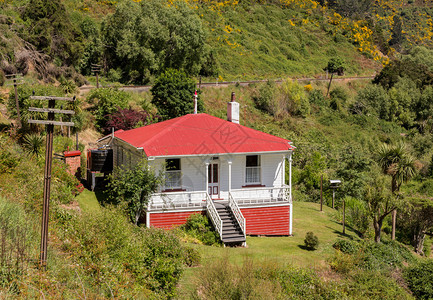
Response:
6,74,23,128
28,96,75,270
91,64,101,88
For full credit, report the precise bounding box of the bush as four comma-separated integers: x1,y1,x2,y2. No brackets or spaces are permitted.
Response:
333,239,360,254
329,86,348,111
280,78,310,117
86,87,131,130
304,231,319,250
308,89,326,106
404,259,433,299
180,213,221,246
104,108,157,133
252,80,277,115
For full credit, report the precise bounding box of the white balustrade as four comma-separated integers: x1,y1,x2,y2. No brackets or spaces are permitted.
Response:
206,193,223,240
228,192,246,238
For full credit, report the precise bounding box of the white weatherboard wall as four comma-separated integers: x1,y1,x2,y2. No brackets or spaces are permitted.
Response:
113,139,143,169
150,153,286,194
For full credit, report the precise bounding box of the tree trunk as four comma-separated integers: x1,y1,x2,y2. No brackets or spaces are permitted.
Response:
373,218,383,243
391,209,396,240
413,225,426,255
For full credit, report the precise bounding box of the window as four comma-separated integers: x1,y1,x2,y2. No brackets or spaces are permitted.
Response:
245,155,261,184
165,158,181,189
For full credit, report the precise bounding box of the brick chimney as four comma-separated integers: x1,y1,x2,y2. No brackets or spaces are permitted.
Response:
227,92,239,124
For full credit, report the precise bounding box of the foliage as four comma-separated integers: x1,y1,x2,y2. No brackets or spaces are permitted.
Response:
60,207,190,298
304,231,319,250
192,257,345,299
377,142,416,194
21,133,44,157
21,0,84,66
104,108,158,133
280,78,310,117
333,239,360,254
151,69,203,120
404,259,433,300
324,57,345,97
252,80,277,115
86,87,131,130
180,213,221,246
329,86,348,111
341,196,370,237
7,84,65,131
106,160,163,225
399,195,433,255
0,198,37,292
352,83,390,117
364,172,396,243
101,0,206,83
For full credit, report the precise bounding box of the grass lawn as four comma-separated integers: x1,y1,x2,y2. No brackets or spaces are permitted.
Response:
75,189,102,212
177,201,360,298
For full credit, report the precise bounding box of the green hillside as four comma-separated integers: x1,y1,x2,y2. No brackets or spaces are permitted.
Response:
2,0,433,298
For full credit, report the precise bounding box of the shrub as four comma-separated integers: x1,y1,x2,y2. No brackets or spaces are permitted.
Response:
86,87,131,130
308,89,326,106
329,86,348,111
280,78,310,117
180,213,221,246
333,239,360,254
404,259,433,300
252,80,276,115
103,108,157,133
304,231,319,250
21,133,44,157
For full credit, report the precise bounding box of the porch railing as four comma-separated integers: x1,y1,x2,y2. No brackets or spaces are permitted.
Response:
228,192,246,238
230,185,291,206
206,193,223,240
148,191,206,210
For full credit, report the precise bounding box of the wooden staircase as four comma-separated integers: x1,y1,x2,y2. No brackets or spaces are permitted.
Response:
214,202,246,246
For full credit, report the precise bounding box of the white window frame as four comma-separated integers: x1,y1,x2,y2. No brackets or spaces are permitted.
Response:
165,158,182,189
245,155,261,185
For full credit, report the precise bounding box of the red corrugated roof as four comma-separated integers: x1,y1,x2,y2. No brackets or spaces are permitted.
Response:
114,113,294,157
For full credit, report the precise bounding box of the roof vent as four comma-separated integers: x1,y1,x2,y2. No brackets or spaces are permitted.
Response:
227,92,239,124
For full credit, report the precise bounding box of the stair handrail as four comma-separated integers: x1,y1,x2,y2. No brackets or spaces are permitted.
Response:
228,192,246,238
206,193,223,240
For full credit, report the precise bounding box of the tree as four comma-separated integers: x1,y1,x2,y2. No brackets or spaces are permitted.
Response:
107,160,163,225
324,57,345,97
21,0,84,66
102,0,207,83
151,69,204,120
400,196,433,254
364,173,398,243
377,142,416,240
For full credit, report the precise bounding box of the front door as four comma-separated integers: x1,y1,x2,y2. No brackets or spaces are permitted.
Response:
208,161,219,199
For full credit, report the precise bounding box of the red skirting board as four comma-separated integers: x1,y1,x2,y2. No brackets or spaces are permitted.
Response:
241,205,291,236
149,210,204,229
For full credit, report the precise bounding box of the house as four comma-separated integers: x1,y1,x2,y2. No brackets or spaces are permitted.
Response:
105,93,294,245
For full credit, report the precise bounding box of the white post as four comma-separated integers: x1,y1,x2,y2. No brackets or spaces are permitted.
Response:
205,162,209,195
289,151,293,235
281,155,286,187
228,160,232,192
146,211,150,228
289,152,292,200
